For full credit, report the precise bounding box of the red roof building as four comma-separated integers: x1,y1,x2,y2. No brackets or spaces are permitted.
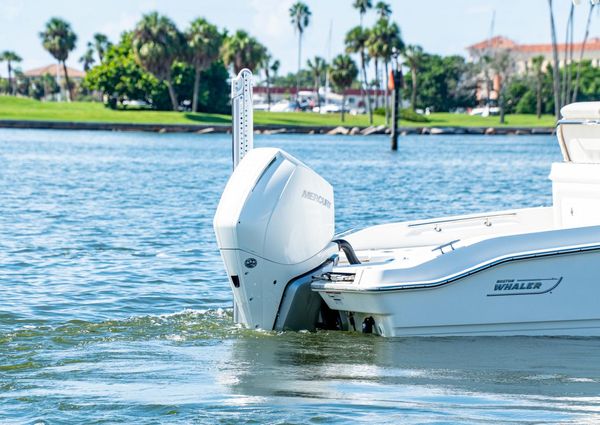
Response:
24,64,86,79
466,36,600,103
467,36,600,70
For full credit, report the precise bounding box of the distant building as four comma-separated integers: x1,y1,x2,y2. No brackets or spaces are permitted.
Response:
24,64,86,80
466,36,600,104
23,64,86,100
467,36,600,72
253,86,386,111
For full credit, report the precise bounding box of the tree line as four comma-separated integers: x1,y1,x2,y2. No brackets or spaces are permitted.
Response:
0,0,597,122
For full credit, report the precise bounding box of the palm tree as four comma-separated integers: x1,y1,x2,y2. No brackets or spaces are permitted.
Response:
375,1,392,19
185,18,223,113
330,54,358,122
572,2,596,102
92,33,111,62
367,19,403,124
221,30,267,74
0,51,22,95
289,2,311,96
367,21,387,108
547,0,561,120
307,56,327,111
12,70,28,96
491,50,515,124
132,12,184,111
79,43,95,71
262,53,280,111
403,45,424,111
346,26,373,124
41,72,59,98
353,0,373,26
39,17,77,102
269,57,280,80
531,55,544,119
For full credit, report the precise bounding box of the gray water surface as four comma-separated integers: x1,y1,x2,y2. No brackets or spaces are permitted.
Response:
2,129,599,424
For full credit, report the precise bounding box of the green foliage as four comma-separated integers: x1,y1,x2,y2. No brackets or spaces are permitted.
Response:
345,26,369,56
39,17,78,100
330,54,358,121
132,12,184,81
185,18,222,71
171,60,230,114
373,106,430,122
330,54,358,91
271,69,313,88
221,30,267,74
353,0,373,17
503,79,529,114
92,33,111,62
79,46,95,71
0,51,22,63
367,19,403,65
289,2,311,34
569,60,599,102
306,56,327,87
1,69,60,99
375,1,392,19
403,44,425,109
29,73,60,100
39,18,77,62
0,78,9,94
504,60,600,116
184,17,223,112
403,54,476,112
0,50,22,95
13,70,30,96
84,32,229,113
515,90,537,114
84,32,158,108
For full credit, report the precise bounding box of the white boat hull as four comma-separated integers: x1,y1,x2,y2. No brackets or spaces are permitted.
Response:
319,249,600,337
214,87,600,337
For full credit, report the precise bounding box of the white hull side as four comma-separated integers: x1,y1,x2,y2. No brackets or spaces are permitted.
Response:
319,250,600,337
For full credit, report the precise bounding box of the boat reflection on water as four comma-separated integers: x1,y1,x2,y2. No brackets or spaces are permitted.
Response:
219,332,600,422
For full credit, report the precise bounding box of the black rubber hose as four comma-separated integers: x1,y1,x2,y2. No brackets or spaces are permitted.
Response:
332,239,361,265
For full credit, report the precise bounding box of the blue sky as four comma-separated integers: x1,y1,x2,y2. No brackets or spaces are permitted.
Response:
0,0,597,77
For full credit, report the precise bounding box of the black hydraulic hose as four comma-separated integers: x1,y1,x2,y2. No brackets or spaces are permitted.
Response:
333,239,361,265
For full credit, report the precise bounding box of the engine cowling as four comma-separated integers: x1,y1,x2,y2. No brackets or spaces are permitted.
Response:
214,147,337,330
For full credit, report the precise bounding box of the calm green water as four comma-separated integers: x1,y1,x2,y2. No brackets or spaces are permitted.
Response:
2,129,600,424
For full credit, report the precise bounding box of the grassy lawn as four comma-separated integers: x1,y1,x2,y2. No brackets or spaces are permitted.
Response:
0,96,556,128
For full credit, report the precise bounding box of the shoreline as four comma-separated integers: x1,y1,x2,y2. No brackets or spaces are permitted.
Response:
0,119,556,136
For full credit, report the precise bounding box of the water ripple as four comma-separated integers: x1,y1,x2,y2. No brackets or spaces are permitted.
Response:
3,129,598,424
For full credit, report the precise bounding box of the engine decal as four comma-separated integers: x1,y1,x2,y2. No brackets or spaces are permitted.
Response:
301,190,332,209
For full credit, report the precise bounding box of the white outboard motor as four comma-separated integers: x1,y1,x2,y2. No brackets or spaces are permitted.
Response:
214,70,337,331
214,148,337,330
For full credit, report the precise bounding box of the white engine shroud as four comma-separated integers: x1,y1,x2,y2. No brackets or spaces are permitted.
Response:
214,147,337,330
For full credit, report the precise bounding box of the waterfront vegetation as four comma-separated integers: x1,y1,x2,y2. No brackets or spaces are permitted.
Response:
0,1,597,129
0,95,556,127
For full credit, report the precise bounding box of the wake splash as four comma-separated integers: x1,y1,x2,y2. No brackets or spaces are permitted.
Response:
1,308,270,350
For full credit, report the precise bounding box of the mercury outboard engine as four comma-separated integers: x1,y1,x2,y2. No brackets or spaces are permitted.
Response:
213,70,338,331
